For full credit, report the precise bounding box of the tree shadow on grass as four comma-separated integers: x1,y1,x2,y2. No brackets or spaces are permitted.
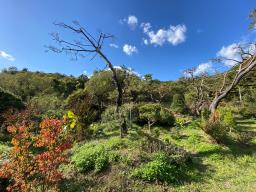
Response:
173,155,214,186
196,137,256,160
222,138,256,156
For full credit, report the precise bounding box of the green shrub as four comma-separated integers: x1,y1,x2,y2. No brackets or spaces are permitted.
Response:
223,110,236,128
132,153,188,183
29,95,64,118
137,103,175,130
217,107,236,129
159,107,175,126
171,94,186,113
0,87,24,111
106,137,128,149
94,153,109,173
175,117,187,129
72,144,109,172
201,112,229,143
66,89,100,127
187,134,201,145
72,138,125,173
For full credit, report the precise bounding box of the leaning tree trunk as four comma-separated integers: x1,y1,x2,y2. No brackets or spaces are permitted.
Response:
209,56,256,114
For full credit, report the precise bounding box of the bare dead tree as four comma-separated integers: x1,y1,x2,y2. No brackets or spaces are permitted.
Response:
48,22,126,137
209,43,256,113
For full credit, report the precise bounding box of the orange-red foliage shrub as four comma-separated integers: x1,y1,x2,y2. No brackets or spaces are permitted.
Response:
0,115,72,192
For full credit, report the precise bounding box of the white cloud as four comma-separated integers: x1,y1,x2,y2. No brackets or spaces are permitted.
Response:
109,43,119,48
123,44,138,56
127,67,141,77
217,43,241,66
127,15,138,29
194,62,212,75
143,38,149,45
0,51,15,61
120,15,138,29
141,22,152,33
107,66,141,77
141,23,187,46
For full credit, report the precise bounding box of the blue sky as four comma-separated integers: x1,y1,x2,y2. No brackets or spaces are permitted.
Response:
0,0,255,80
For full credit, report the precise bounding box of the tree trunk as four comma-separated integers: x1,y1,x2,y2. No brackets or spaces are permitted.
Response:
97,50,125,137
209,93,226,113
209,57,256,114
97,51,122,111
238,86,244,106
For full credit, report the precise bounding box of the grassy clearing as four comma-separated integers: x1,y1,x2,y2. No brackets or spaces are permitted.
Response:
163,119,256,192
59,118,256,192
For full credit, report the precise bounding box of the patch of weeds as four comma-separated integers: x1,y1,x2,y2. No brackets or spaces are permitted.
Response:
131,152,191,184
187,134,201,145
236,155,255,166
72,140,122,173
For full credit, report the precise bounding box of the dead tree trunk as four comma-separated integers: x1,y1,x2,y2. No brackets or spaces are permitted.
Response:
49,22,126,137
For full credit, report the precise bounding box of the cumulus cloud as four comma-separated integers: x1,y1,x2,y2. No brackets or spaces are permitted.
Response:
141,22,152,33
109,43,119,48
217,43,241,66
123,44,138,56
0,50,15,61
120,15,138,29
127,15,138,28
141,23,187,46
195,62,212,75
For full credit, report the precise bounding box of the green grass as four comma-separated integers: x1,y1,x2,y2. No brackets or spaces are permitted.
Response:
52,119,256,191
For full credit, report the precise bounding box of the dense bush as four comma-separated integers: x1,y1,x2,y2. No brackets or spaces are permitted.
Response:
223,110,236,128
65,89,100,138
29,95,64,118
0,87,24,111
72,138,125,173
159,107,176,126
138,103,161,130
132,153,188,183
201,112,229,143
171,94,186,113
72,144,110,172
0,118,72,191
137,103,175,130
218,107,236,124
